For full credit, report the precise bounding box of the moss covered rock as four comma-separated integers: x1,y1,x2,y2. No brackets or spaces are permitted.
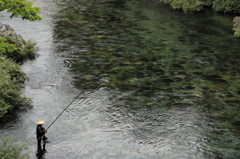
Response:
0,23,38,62
233,16,240,37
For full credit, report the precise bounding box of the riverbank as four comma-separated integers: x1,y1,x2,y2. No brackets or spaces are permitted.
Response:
159,0,240,13
159,0,240,37
0,23,38,121
0,0,42,121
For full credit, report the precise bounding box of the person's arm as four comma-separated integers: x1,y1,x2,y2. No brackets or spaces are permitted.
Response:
38,126,46,133
42,127,47,132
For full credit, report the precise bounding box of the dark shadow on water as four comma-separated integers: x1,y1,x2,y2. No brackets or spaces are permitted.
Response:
36,142,47,159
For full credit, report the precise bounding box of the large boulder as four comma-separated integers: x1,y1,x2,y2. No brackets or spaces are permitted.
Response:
0,23,23,41
0,23,37,61
233,16,240,37
233,16,240,28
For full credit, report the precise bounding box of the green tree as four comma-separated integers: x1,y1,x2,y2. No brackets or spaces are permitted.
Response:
159,0,240,13
0,0,42,21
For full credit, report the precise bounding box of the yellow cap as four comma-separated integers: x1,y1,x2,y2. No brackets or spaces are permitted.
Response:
37,120,45,125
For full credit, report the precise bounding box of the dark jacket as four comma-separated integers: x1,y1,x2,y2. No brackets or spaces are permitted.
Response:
36,125,46,139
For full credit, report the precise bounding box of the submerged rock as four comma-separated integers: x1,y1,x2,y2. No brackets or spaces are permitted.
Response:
233,121,240,126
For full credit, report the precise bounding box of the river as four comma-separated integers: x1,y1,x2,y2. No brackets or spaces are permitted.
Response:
0,0,240,158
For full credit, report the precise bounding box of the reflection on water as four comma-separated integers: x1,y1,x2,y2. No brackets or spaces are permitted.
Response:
0,0,240,158
36,144,47,159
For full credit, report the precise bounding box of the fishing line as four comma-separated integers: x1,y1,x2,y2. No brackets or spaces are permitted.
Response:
46,86,101,130
46,0,104,131
46,89,84,130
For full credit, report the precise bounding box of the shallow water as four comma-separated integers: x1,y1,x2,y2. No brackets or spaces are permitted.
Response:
1,0,240,158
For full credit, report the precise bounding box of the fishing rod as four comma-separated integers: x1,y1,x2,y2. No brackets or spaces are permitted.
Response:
46,89,84,130
46,86,101,130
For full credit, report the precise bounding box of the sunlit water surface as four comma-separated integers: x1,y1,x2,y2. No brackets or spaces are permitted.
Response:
1,0,240,158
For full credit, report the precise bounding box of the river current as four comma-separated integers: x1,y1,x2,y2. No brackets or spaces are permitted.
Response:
1,0,240,158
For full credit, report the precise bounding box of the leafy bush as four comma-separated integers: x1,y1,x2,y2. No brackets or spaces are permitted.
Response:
233,28,240,37
0,38,17,54
0,37,38,62
0,29,37,119
159,0,204,12
0,0,41,119
0,56,32,118
159,0,240,13
212,0,240,13
0,136,29,159
171,0,204,12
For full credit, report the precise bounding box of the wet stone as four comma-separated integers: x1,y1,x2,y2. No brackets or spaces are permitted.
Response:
0,23,24,44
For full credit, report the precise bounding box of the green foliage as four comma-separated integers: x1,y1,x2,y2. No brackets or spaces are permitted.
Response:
212,0,240,13
0,33,36,119
159,0,240,37
0,0,42,21
0,56,32,118
0,38,17,54
0,37,38,62
233,28,240,37
202,0,213,6
160,0,204,12
0,136,29,159
159,0,240,13
0,0,40,119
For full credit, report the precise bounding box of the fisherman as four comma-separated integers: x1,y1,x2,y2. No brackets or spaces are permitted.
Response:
36,120,48,149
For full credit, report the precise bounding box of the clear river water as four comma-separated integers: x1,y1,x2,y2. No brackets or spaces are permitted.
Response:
1,0,240,158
